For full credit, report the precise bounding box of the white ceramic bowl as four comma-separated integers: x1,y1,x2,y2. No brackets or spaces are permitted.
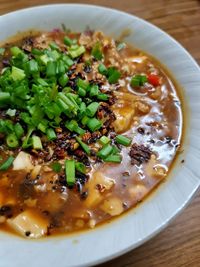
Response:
0,4,200,267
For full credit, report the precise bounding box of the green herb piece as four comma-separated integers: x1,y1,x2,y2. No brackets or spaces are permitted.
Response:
65,159,76,186
14,123,24,139
91,42,103,60
86,102,99,117
98,63,107,75
0,48,5,56
75,136,90,155
75,162,86,174
0,156,15,171
26,59,39,74
68,45,85,58
107,67,121,84
11,66,25,81
0,92,10,104
104,154,122,163
46,128,57,140
6,134,19,148
99,136,110,145
97,93,109,101
58,74,69,87
78,87,86,97
77,78,89,91
52,162,62,173
46,61,57,77
87,118,102,132
89,85,99,97
81,116,89,125
31,48,43,55
115,135,132,146
50,42,59,50
64,36,73,46
10,46,23,56
130,75,147,87
66,120,85,135
97,144,113,159
32,135,43,150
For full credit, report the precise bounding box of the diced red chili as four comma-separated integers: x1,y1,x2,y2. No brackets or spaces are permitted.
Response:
148,74,160,87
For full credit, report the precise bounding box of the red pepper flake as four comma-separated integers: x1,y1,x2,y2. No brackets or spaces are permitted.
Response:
148,74,160,87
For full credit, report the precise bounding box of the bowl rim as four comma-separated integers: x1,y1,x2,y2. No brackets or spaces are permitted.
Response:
0,4,200,267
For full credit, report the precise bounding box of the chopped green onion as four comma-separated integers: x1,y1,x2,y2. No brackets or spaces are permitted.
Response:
97,144,113,159
66,120,85,135
81,116,89,125
91,42,103,60
32,48,43,55
22,127,34,149
26,59,39,74
14,123,24,139
50,42,59,50
99,136,110,145
10,46,23,56
40,54,50,65
75,136,90,155
89,85,99,97
87,118,102,132
115,135,132,146
75,162,86,174
0,156,14,171
97,93,109,101
65,159,76,186
104,154,122,163
46,61,57,77
98,64,107,75
131,75,147,87
62,55,74,66
0,92,10,103
112,146,120,154
86,102,99,117
107,67,121,84
32,135,43,150
68,45,85,58
77,78,89,91
11,66,25,81
78,87,86,97
52,162,62,173
47,128,57,140
6,134,19,148
0,48,5,56
58,74,69,87
64,36,73,46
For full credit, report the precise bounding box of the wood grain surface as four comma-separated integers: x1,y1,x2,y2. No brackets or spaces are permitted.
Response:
1,1,200,266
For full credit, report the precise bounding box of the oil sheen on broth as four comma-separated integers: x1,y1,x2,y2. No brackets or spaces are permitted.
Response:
0,29,182,238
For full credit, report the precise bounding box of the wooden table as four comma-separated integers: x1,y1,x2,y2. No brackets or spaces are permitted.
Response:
1,1,200,266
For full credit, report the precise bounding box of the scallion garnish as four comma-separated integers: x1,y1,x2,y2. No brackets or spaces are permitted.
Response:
75,162,86,174
65,159,76,186
91,42,103,60
52,162,62,173
115,135,132,146
97,144,114,159
86,118,102,132
0,156,15,171
32,135,43,150
131,75,147,87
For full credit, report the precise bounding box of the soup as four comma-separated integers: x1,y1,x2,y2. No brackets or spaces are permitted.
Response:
0,29,182,238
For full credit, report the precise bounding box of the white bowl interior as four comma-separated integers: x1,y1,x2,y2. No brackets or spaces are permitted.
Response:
0,4,200,267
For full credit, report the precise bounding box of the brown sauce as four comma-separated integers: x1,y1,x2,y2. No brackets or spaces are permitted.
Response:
0,29,183,238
